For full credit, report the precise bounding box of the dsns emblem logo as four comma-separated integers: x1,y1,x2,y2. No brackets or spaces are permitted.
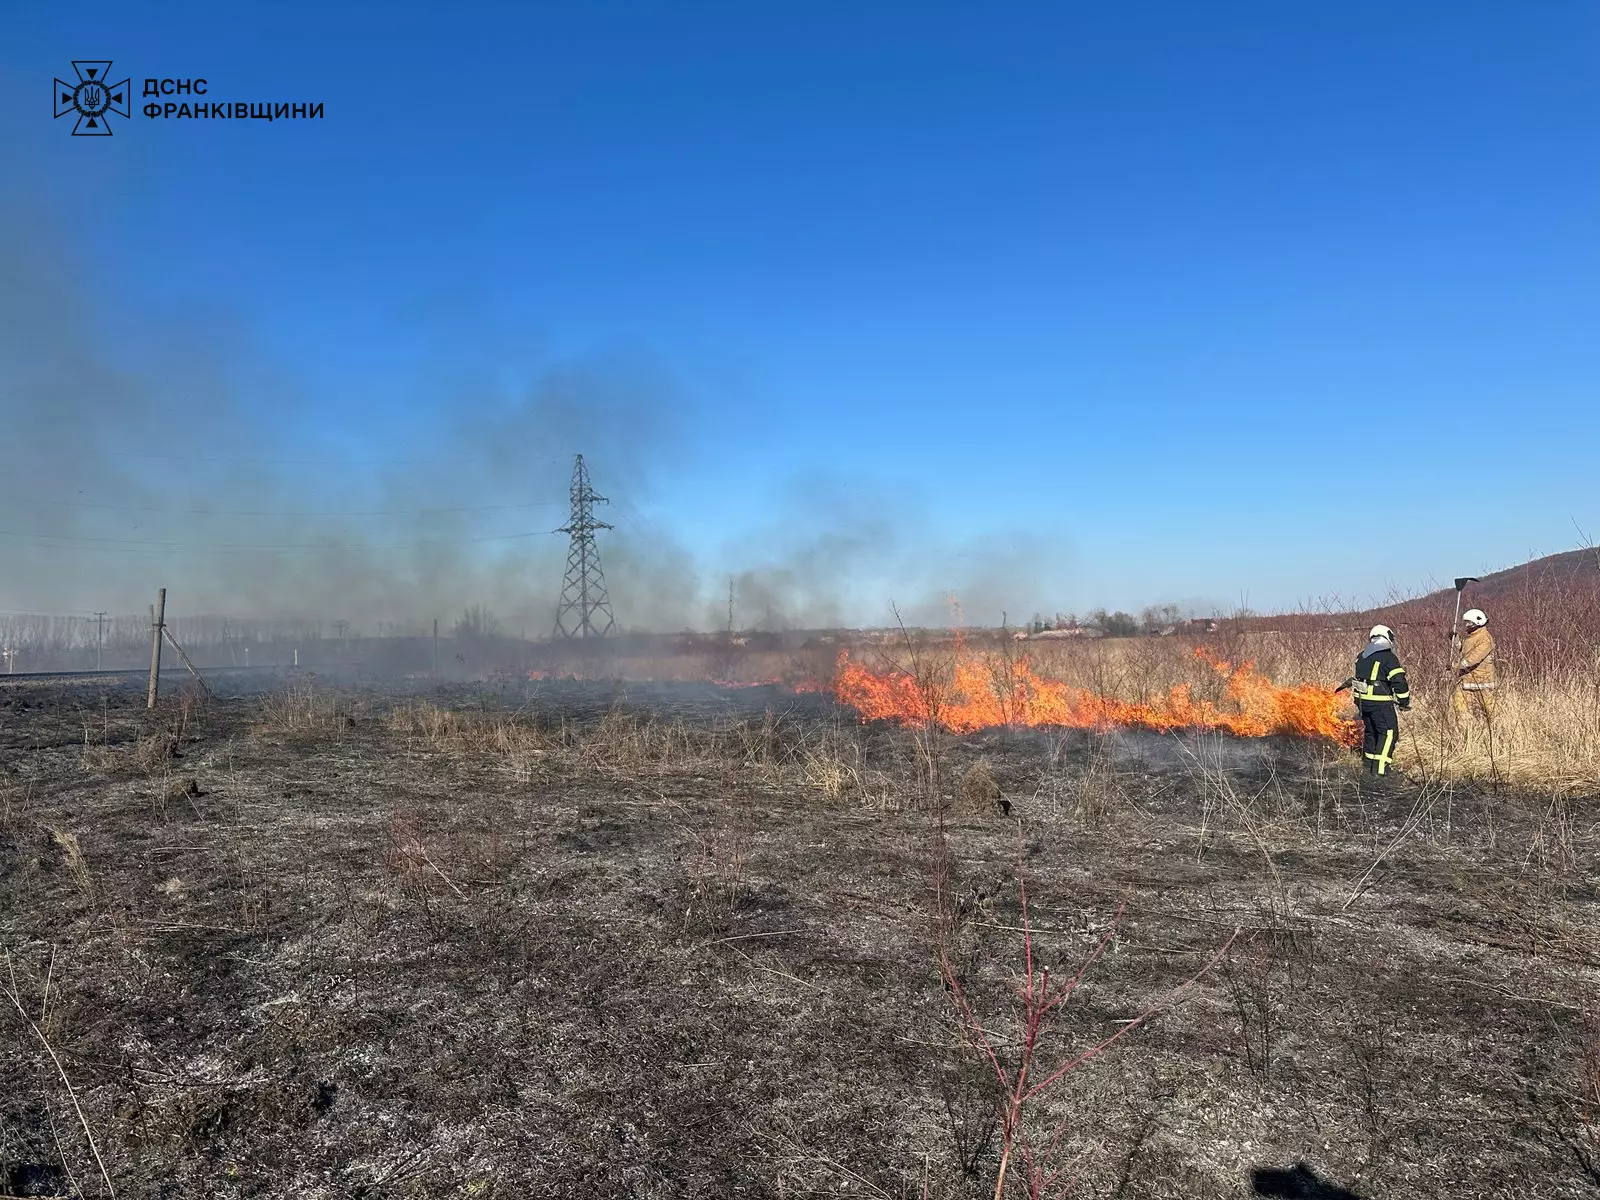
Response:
54,61,131,135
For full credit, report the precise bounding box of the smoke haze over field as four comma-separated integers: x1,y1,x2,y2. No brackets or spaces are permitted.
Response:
0,205,1078,632
5,4,1598,633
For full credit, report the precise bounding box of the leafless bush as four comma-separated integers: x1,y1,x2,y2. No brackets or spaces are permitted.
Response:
955,760,1002,817
734,708,787,769
680,800,756,938
580,707,744,775
78,740,122,775
881,604,954,807
934,829,1234,1199
387,700,556,775
1068,735,1120,830
1179,737,1290,917
936,1052,1001,1183
1217,929,1316,1082
132,731,182,773
385,811,468,912
164,776,201,804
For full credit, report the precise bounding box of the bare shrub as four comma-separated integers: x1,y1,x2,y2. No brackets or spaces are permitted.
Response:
1070,735,1120,830
387,698,465,744
1217,929,1316,1082
78,741,122,774
1577,999,1600,1178
387,701,557,784
882,604,954,806
955,760,1001,817
1,953,117,1197
385,811,466,905
0,782,28,832
1029,733,1120,829
935,831,1235,1198
800,733,859,803
936,1051,1001,1183
582,707,713,773
133,732,181,773
164,777,200,803
680,800,756,938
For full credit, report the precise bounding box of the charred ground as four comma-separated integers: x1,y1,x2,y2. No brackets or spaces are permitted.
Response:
1,677,1597,1199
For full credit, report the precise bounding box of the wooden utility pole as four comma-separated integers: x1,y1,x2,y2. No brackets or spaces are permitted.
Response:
146,588,166,708
93,611,107,670
432,618,439,677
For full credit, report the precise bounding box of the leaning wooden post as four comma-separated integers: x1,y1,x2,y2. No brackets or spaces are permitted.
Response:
161,625,213,700
146,587,166,709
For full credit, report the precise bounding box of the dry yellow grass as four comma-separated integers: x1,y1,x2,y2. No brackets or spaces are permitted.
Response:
1401,676,1600,790
377,698,912,809
256,683,354,736
42,823,91,892
953,759,1000,816
325,630,1599,790
951,631,1599,789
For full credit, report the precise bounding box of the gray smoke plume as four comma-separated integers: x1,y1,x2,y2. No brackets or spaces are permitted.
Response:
1,201,1077,633
0,201,705,628
709,472,1077,631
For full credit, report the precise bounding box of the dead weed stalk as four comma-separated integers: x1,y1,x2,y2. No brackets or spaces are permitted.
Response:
3,952,116,1197
935,826,1236,1199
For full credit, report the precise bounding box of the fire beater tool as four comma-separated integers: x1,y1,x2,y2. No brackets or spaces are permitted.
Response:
1450,576,1479,666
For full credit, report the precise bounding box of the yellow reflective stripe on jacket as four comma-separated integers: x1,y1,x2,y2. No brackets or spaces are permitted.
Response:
1371,729,1395,773
1387,667,1405,680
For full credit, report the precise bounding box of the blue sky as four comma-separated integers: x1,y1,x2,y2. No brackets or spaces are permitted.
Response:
2,2,1597,626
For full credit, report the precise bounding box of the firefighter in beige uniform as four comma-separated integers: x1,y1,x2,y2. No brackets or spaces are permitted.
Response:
1454,608,1496,718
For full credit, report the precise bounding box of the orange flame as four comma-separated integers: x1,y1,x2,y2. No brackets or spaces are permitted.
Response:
832,647,1360,746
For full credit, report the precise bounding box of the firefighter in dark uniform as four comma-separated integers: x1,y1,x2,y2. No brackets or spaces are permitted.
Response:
1353,624,1411,776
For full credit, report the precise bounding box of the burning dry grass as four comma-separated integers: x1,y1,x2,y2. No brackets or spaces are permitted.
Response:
838,631,1600,790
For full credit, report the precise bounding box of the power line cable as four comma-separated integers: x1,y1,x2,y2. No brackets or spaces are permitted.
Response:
0,528,556,554
6,496,566,517
87,451,576,469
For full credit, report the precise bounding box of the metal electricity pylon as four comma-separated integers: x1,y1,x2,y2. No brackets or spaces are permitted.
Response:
553,454,617,639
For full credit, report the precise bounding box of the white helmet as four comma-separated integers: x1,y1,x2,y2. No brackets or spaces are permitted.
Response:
1462,608,1487,627
1369,624,1394,642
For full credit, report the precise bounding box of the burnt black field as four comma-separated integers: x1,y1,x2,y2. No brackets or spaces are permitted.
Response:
2,676,1596,1199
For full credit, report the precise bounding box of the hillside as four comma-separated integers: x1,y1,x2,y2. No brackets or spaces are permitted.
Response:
1255,546,1600,634
1376,546,1599,622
